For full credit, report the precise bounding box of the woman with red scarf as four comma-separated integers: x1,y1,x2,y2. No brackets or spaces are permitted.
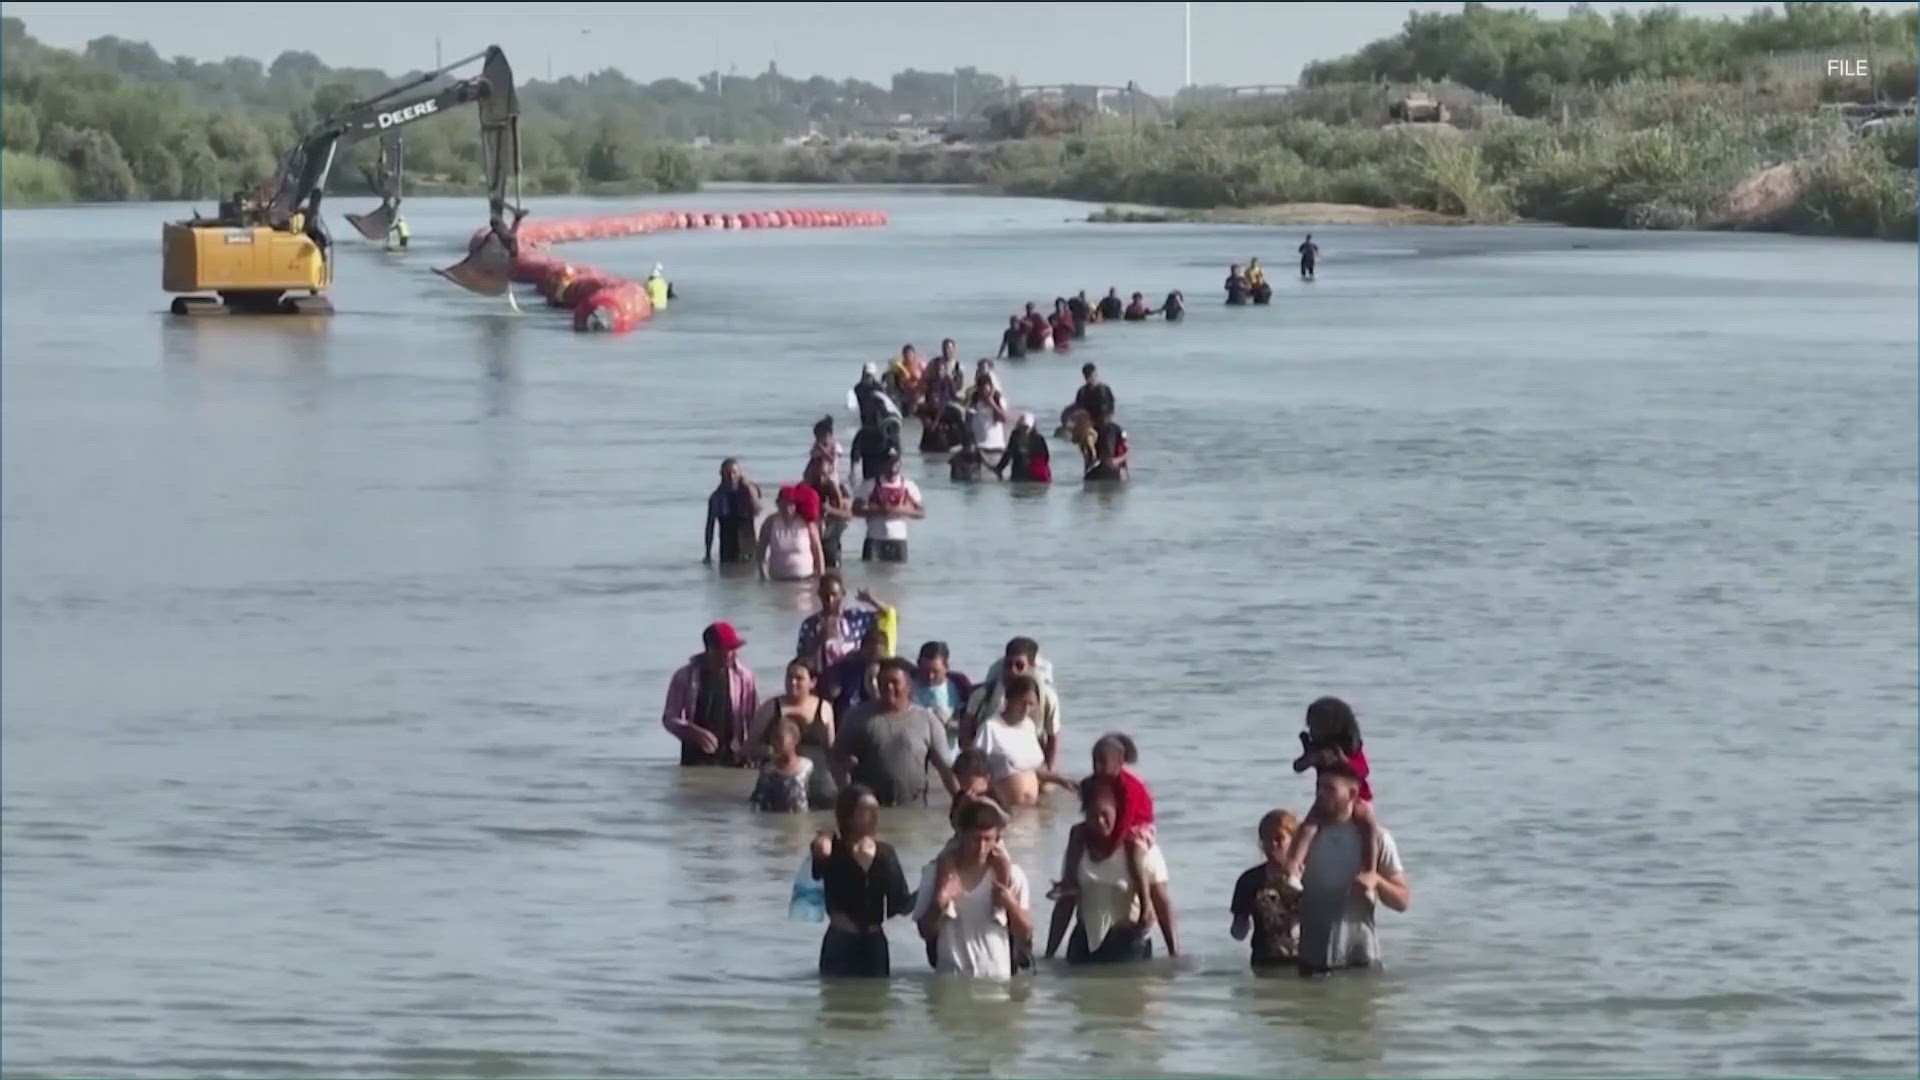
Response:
1043,733,1170,959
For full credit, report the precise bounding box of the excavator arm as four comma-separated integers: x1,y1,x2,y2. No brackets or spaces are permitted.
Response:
261,46,524,294
344,132,404,241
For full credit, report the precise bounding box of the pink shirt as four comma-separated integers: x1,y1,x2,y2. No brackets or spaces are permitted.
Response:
661,657,759,747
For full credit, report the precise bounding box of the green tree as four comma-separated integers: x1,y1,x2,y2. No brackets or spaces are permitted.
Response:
1,148,73,202
648,144,697,191
2,95,38,151
40,121,138,200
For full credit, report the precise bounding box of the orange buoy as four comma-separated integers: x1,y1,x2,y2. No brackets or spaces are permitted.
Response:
572,282,652,333
472,207,886,333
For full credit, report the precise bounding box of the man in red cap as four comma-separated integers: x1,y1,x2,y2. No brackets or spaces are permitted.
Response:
662,622,759,767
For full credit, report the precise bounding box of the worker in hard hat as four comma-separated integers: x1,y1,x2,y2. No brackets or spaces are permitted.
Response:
645,263,671,311
387,214,410,251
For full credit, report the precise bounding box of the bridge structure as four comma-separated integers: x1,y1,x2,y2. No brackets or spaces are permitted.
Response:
938,81,1173,137
1219,83,1297,99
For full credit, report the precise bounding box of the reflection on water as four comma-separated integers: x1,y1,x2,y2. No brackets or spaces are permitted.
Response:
3,193,1917,1077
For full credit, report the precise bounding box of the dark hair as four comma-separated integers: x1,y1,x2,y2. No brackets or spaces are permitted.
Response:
877,656,915,682
1305,696,1363,753
785,657,818,680
952,748,990,778
814,416,834,436
1093,732,1139,765
835,783,878,827
1079,772,1122,812
1081,362,1097,376
955,798,1007,832
1002,673,1039,701
918,641,950,662
817,572,844,595
1009,315,1021,325
1003,636,1039,661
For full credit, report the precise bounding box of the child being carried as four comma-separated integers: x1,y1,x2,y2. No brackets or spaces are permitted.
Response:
1280,696,1379,897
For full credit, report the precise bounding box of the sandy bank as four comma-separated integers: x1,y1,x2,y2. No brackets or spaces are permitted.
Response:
1087,203,1470,227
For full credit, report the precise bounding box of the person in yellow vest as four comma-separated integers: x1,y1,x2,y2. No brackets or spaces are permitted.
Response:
387,215,410,251
1244,257,1266,291
645,263,671,310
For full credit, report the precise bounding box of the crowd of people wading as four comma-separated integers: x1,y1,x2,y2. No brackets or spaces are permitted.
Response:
670,242,1406,981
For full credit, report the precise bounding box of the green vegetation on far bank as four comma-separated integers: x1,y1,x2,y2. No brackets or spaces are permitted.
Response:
693,0,1920,241
1014,83,1917,239
2,5,1915,241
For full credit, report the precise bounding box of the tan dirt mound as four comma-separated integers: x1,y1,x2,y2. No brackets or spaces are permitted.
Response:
1709,163,1801,230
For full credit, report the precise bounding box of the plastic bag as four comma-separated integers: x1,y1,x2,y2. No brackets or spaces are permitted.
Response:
788,854,826,923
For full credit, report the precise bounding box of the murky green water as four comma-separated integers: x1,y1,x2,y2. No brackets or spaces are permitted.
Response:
3,188,1916,1077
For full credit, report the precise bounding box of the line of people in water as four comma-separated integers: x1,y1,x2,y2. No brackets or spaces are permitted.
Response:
659,587,1410,980
702,316,1137,574
995,288,1186,359
701,244,1320,576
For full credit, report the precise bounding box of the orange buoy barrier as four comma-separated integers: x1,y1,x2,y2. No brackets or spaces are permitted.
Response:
464,208,888,334
573,281,652,333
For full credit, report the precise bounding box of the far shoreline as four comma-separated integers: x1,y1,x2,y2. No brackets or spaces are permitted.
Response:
1083,202,1478,229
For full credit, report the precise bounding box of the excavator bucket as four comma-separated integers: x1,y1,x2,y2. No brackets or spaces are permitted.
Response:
435,228,516,296
436,47,523,298
345,199,397,241
345,134,404,241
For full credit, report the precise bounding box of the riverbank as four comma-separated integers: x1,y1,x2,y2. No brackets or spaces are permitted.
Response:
1086,203,1470,228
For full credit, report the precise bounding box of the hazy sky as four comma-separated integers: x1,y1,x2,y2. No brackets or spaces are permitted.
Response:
6,1,1905,94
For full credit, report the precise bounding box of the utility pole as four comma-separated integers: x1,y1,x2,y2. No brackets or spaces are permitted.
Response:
953,67,960,120
435,38,443,69
1863,8,1880,103
1184,2,1192,89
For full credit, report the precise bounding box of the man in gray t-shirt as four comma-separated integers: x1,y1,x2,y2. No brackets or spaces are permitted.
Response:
1296,765,1410,975
833,658,956,806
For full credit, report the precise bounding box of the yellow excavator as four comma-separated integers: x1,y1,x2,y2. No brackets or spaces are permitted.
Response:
162,46,525,316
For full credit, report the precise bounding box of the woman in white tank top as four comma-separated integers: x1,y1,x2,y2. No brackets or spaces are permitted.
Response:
759,486,824,581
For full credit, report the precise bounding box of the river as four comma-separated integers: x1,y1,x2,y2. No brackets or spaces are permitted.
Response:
3,188,1916,1077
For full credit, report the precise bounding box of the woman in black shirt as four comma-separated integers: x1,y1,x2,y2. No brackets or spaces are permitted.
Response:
810,784,913,977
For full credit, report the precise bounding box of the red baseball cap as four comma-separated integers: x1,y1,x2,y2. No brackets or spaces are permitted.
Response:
702,621,745,652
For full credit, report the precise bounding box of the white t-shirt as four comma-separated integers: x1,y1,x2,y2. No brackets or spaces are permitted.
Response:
861,477,923,541
973,717,1046,779
913,859,1031,980
969,397,1007,452
1077,842,1170,953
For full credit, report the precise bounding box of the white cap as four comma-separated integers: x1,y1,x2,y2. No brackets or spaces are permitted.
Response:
1019,411,1035,428
652,263,664,276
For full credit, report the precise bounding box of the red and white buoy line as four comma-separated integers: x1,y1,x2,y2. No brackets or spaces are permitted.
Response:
464,209,889,333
